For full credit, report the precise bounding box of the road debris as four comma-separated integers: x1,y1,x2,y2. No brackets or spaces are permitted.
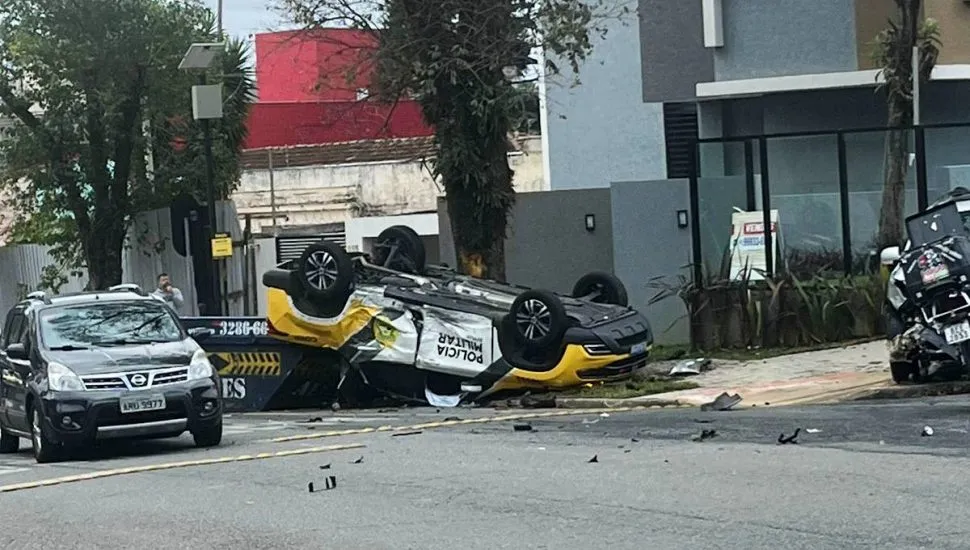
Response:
805,428,821,434
521,393,557,409
922,426,934,437
581,418,600,425
513,423,533,432
778,428,800,445
443,416,461,422
587,455,599,463
692,429,718,442
319,463,331,470
669,358,712,377
630,438,639,443
301,417,324,423
308,476,338,493
352,456,364,464
694,419,714,424
599,412,610,418
624,449,631,453
700,392,742,412
392,431,423,437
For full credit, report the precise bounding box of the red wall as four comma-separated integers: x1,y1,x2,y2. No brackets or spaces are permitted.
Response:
243,100,432,149
248,29,434,148
254,29,377,103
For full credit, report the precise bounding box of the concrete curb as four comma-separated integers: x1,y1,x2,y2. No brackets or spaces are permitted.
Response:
851,380,970,401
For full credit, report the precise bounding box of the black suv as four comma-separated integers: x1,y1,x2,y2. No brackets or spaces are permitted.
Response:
0,285,223,463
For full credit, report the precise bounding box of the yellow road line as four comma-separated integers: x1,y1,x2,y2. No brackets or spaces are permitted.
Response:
0,443,365,494
270,404,692,443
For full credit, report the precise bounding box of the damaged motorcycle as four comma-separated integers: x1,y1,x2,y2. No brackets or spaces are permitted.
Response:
883,191,970,383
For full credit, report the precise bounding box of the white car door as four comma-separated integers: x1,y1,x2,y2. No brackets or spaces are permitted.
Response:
414,306,496,378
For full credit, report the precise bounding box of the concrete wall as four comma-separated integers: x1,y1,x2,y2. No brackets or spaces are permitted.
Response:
438,189,614,294
235,136,545,234
638,0,713,102
714,0,858,80
610,180,692,345
927,0,970,65
543,12,667,191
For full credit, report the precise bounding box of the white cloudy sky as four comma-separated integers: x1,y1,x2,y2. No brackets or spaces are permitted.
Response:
203,0,295,38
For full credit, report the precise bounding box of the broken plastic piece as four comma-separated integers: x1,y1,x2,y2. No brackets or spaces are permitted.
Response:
700,392,742,411
669,358,711,377
922,426,934,437
587,455,599,463
319,463,331,470
692,429,718,442
352,456,364,464
778,428,800,444
513,423,533,432
392,431,423,437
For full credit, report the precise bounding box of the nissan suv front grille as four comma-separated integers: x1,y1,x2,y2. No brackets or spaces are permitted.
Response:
80,366,190,391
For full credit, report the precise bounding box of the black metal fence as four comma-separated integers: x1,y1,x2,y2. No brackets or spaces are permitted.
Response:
687,122,970,283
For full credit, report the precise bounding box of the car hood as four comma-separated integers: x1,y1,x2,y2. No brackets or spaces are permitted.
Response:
44,339,197,374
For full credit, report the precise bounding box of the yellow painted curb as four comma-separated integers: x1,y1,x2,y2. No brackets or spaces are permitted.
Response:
0,442,365,494
269,404,691,443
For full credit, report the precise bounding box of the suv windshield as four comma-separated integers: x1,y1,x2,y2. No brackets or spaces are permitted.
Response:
39,301,183,349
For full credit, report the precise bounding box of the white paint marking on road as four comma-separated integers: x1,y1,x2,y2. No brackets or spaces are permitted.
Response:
0,442,365,494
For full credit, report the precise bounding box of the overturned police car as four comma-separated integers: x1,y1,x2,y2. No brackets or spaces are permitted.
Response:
883,188,970,383
261,225,653,405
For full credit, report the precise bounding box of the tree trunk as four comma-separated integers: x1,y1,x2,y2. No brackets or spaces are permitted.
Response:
83,221,126,290
441,134,516,281
876,121,910,250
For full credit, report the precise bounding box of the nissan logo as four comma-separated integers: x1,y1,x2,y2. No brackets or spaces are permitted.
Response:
130,374,148,387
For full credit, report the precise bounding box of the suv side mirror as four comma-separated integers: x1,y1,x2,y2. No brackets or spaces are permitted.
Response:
880,246,901,265
187,327,214,341
6,343,27,360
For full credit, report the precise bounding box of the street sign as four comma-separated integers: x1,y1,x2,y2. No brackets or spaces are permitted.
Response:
211,233,233,258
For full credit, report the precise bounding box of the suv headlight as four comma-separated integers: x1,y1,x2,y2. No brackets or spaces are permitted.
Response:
188,349,214,380
48,362,85,392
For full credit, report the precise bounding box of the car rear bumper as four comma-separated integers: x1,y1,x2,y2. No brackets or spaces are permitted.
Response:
38,378,222,445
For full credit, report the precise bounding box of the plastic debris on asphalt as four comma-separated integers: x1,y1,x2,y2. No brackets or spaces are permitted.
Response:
806,428,821,434
308,476,337,493
352,456,364,464
513,423,533,432
392,431,423,437
922,426,934,437
692,429,718,442
700,392,743,412
319,463,331,470
520,393,557,409
587,455,599,463
599,412,610,418
669,358,712,377
777,428,800,444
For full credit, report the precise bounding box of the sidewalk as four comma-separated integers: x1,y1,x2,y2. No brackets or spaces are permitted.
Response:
559,341,895,409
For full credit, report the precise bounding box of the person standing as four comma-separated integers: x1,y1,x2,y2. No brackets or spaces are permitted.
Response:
152,273,185,313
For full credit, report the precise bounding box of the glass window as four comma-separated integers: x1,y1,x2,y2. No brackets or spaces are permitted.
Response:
38,301,184,349
4,313,25,349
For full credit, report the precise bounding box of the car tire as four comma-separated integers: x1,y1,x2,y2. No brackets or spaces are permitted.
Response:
192,422,223,448
507,289,568,351
296,241,355,302
0,426,19,454
30,405,62,464
572,271,629,307
890,361,915,384
372,225,426,274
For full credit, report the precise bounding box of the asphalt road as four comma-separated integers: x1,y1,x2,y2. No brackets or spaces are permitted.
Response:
4,398,970,549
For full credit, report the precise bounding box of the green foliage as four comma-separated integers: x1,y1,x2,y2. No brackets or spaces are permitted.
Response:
276,0,630,277
873,16,941,109
648,264,887,351
0,0,254,287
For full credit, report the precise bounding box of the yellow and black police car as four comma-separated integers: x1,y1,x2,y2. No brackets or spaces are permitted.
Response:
261,226,653,404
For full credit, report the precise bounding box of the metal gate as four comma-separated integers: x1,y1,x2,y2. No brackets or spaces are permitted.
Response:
274,223,347,263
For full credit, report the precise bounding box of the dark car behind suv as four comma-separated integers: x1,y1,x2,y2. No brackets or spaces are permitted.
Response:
0,285,223,463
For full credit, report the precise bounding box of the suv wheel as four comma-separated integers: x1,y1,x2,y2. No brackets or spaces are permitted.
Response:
30,406,62,463
192,422,223,448
0,426,19,453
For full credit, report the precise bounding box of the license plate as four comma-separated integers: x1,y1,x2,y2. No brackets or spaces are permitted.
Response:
922,265,950,284
630,342,648,356
119,394,166,414
944,321,970,345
